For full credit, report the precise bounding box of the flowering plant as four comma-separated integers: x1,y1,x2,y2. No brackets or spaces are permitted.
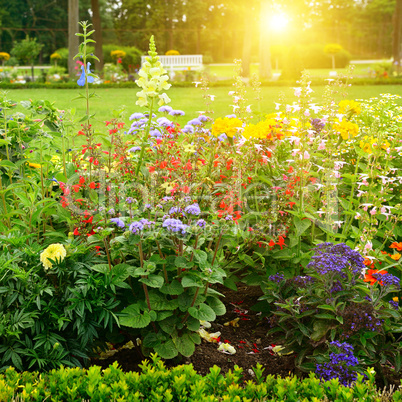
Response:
262,242,402,377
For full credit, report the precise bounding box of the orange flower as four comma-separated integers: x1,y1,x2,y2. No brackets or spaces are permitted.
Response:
364,269,388,286
391,253,401,261
390,242,402,252
363,257,374,269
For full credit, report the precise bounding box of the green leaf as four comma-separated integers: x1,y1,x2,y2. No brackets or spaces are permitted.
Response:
188,303,216,322
206,297,226,316
315,313,335,320
139,274,164,288
181,273,203,288
173,333,195,357
148,291,178,311
223,276,237,291
159,316,178,335
294,217,311,237
90,264,110,273
310,320,330,342
160,280,184,295
175,256,194,269
186,316,200,331
154,339,178,359
119,304,151,328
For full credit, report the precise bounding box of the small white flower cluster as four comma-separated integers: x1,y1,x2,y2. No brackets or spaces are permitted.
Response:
136,36,171,108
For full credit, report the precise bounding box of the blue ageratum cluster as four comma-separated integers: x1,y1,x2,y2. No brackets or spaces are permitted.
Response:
316,341,360,386
307,243,365,277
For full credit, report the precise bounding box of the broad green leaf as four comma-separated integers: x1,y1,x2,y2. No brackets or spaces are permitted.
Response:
119,304,151,328
159,316,178,335
148,291,178,311
173,333,195,357
206,297,226,316
160,280,184,295
294,217,311,237
139,274,164,288
186,316,200,331
188,303,216,322
154,339,178,359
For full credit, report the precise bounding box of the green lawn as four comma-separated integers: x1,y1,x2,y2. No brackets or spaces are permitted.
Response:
7,84,402,131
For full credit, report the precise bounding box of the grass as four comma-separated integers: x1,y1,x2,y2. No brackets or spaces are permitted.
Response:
7,84,402,131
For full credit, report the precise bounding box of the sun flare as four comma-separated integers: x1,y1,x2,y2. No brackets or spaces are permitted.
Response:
270,14,289,31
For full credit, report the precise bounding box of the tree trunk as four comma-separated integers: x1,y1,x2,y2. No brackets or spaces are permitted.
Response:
259,1,272,80
68,0,79,77
393,0,402,74
242,8,253,77
91,0,104,72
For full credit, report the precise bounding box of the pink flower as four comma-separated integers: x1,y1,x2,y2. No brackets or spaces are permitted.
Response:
370,208,376,216
318,141,326,150
294,87,302,97
303,151,310,160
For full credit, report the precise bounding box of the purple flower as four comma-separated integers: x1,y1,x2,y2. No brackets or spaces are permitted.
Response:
182,125,195,134
150,129,162,138
162,218,188,235
198,115,210,122
129,146,141,152
225,114,237,118
169,206,183,215
158,105,173,113
169,109,185,116
196,219,206,227
389,300,399,310
126,197,134,204
184,203,201,216
157,117,173,128
373,273,400,288
188,118,202,126
129,112,145,120
129,221,144,234
269,273,285,283
218,133,227,142
144,203,152,209
107,208,115,215
110,218,125,229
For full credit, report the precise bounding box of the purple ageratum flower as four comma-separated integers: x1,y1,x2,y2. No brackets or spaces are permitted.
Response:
198,115,211,122
144,203,152,210
169,206,183,215
188,118,202,126
77,62,95,86
129,112,145,120
158,105,173,113
162,196,174,202
225,114,237,118
126,197,134,204
139,218,155,229
150,129,163,138
162,218,188,235
311,118,325,133
157,117,173,128
218,133,227,142
129,146,141,152
196,219,206,227
129,221,144,234
144,113,157,118
107,208,115,215
182,125,195,134
184,203,201,216
225,215,233,221
110,218,125,229
169,109,185,116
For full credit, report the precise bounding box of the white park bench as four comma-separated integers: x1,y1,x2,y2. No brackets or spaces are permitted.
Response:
141,54,203,78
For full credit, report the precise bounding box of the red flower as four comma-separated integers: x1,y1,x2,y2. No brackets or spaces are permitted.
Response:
79,176,85,185
78,130,85,136
72,184,80,193
89,182,96,189
277,236,285,249
73,228,80,236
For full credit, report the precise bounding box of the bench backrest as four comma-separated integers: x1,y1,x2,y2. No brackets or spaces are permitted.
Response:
141,55,203,67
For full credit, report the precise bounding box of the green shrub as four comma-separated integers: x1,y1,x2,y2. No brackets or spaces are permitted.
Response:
0,355,389,401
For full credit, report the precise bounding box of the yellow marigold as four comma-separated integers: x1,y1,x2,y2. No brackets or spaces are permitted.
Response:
333,120,359,140
110,50,127,59
40,244,67,270
391,253,401,261
165,50,180,56
243,118,284,140
50,52,61,60
338,100,361,115
211,117,243,138
359,136,389,154
28,162,42,169
0,52,10,61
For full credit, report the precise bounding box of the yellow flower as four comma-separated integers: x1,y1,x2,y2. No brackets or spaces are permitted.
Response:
40,244,67,270
243,117,284,140
28,162,42,169
50,52,61,60
338,100,361,115
110,50,127,59
391,253,401,261
0,52,10,61
333,120,359,140
211,117,243,138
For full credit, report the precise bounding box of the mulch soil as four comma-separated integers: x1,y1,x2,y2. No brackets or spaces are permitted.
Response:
91,284,296,382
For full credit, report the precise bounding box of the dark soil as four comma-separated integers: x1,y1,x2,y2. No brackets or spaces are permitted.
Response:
91,284,296,382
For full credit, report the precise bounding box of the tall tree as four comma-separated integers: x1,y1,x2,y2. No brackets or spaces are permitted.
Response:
393,0,402,72
91,0,104,71
68,0,79,76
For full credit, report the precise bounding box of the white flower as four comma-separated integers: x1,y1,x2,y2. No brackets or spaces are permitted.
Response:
217,343,236,355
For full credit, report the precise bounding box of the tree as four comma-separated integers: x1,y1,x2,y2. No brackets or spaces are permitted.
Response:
91,0,104,71
11,36,43,80
68,0,79,77
393,0,402,73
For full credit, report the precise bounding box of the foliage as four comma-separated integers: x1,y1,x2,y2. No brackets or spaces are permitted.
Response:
11,36,43,66
262,243,402,377
0,355,388,401
0,234,119,371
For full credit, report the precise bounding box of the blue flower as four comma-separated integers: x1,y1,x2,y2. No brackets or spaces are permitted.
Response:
110,218,125,229
129,112,145,120
184,203,201,216
129,146,141,152
158,105,173,113
77,62,95,86
169,109,185,116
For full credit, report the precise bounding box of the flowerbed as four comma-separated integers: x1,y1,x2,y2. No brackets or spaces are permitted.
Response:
0,22,402,390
